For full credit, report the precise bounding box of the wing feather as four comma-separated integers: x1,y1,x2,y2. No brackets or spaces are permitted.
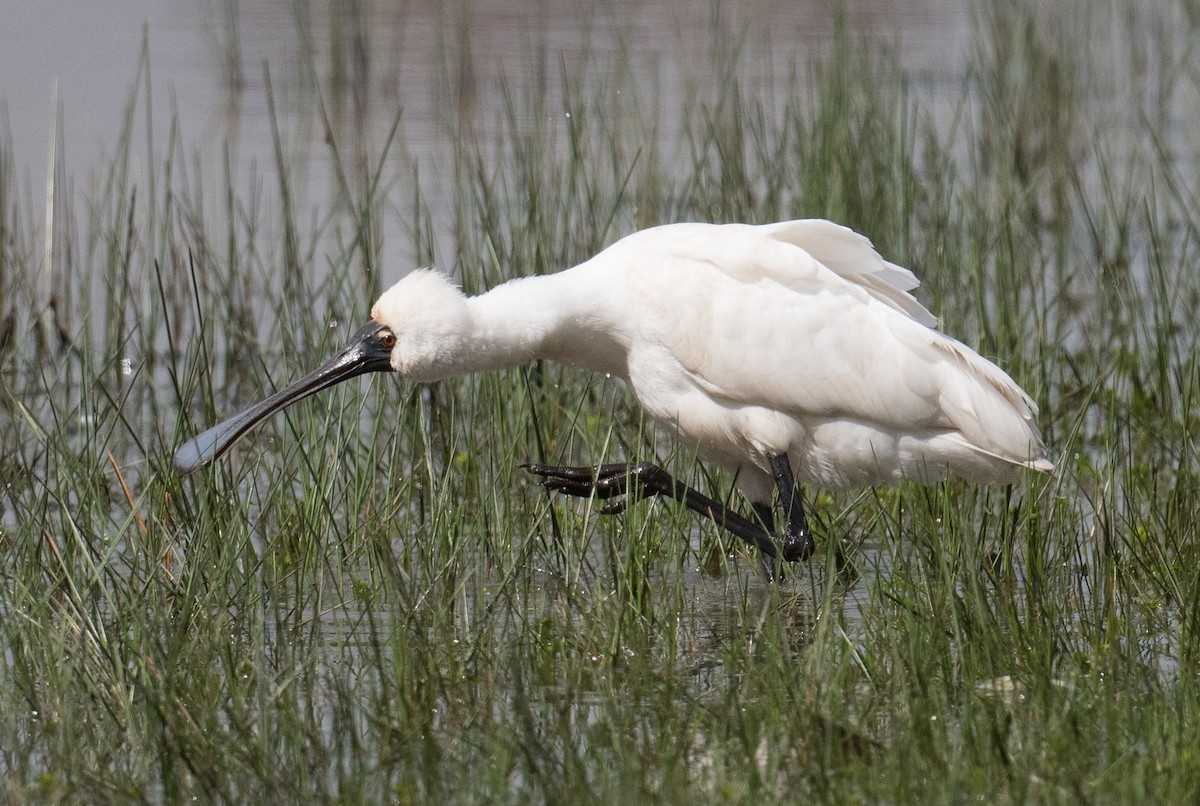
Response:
606,220,1048,472
759,219,937,326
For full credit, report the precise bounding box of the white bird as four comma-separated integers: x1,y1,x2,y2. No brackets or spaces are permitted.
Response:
175,220,1053,567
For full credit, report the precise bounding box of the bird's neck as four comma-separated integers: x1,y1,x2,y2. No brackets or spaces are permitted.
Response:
462,268,625,377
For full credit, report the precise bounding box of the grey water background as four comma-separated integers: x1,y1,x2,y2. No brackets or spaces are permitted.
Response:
1,0,973,242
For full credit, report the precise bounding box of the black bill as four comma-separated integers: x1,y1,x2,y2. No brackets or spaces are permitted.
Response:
173,321,396,475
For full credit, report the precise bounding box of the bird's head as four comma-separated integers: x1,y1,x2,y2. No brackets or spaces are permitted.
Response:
173,269,467,475
370,269,471,381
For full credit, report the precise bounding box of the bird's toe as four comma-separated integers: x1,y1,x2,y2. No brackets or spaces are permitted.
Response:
782,532,815,563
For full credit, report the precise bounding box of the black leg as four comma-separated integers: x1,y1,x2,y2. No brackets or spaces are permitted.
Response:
767,454,814,562
523,462,779,560
752,501,775,532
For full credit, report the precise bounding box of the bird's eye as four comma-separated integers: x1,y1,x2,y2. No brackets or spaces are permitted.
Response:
379,330,396,348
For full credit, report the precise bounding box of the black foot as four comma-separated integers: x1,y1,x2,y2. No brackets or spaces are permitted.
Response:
522,462,649,513
783,531,815,562
524,461,780,561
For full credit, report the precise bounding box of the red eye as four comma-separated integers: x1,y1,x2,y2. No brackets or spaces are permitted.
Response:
380,331,396,348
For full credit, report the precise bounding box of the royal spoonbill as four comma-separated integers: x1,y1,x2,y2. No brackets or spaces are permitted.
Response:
174,219,1052,567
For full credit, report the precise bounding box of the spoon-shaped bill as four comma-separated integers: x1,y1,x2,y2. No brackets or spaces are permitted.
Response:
173,321,396,475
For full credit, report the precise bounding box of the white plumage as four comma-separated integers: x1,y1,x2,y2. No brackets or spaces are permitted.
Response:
177,219,1052,566
371,220,1051,503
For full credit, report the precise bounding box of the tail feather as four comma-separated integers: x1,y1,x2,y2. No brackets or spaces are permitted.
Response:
933,338,1052,472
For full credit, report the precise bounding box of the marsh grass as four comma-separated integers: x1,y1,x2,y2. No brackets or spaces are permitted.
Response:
4,0,1200,801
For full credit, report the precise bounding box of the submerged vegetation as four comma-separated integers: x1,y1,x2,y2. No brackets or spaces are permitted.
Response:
3,0,1200,801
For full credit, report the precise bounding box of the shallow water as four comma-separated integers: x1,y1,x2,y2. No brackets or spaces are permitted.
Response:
7,6,1200,798
5,0,963,665
2,0,972,226
1,0,1187,678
